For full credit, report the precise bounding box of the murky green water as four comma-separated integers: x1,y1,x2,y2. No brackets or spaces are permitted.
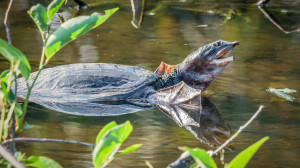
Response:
1,0,300,167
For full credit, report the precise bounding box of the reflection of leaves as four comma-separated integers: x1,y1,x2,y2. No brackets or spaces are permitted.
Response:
45,8,119,59
267,88,297,102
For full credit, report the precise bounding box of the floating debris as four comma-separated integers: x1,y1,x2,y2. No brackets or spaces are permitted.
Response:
266,88,297,102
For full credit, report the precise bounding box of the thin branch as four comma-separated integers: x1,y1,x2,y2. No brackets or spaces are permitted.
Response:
210,105,264,157
0,144,26,168
4,0,14,44
130,0,147,29
257,0,270,6
2,137,95,148
257,5,300,34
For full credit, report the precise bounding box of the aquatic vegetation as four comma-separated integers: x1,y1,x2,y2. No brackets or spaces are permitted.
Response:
266,88,297,102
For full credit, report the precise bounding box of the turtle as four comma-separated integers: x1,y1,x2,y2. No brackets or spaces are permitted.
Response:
17,40,239,116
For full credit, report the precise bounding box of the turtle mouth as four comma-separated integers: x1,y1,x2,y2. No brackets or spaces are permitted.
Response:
213,41,239,66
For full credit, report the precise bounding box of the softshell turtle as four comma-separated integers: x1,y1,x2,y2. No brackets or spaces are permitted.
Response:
17,40,239,115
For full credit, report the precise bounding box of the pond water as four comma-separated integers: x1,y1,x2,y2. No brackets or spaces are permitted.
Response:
1,0,300,167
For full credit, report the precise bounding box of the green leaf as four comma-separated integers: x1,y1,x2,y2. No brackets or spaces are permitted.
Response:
45,7,119,59
28,4,48,34
179,147,217,168
47,0,65,22
25,156,62,168
14,103,23,117
118,144,142,157
1,82,8,98
0,70,10,79
95,121,117,144
8,88,15,102
227,136,269,168
0,39,31,79
93,121,133,168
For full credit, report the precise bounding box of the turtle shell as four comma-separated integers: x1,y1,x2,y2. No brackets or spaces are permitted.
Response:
17,63,158,103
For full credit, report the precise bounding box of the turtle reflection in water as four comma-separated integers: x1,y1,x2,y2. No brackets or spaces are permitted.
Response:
165,98,232,168
17,40,239,116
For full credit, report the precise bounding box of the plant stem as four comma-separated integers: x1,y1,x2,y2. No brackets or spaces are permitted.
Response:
210,105,264,157
4,102,15,139
0,104,6,142
18,10,51,132
12,73,17,138
2,137,95,148
0,144,25,168
17,66,44,132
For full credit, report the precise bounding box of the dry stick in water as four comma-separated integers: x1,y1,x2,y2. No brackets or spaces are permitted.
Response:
210,105,264,157
2,137,95,148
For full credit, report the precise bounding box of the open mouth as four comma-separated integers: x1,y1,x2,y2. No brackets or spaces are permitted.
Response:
213,41,239,66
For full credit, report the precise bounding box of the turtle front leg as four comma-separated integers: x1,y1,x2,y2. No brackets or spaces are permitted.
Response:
149,81,202,106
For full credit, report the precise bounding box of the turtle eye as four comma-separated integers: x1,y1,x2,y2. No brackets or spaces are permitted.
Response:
214,41,221,47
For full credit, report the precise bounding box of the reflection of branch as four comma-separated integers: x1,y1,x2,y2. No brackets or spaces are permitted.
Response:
131,0,147,29
257,4,300,34
210,105,264,157
74,0,88,9
257,0,270,6
0,144,26,168
4,0,14,44
2,137,95,148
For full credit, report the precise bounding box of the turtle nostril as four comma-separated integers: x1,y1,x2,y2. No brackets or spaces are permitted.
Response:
233,41,239,47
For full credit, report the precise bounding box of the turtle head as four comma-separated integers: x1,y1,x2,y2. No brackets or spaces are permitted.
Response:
177,40,239,90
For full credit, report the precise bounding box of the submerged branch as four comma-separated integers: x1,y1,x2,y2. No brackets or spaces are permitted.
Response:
0,144,26,168
210,105,264,157
2,137,95,148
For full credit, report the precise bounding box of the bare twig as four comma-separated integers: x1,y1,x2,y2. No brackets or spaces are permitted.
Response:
257,0,270,6
130,0,147,29
257,5,300,34
2,137,95,148
4,0,14,44
210,105,264,157
0,144,26,168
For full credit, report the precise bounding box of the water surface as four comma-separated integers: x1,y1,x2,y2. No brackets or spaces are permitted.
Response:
0,0,300,167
